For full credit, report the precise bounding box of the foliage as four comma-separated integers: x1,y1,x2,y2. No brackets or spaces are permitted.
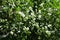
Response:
0,0,60,40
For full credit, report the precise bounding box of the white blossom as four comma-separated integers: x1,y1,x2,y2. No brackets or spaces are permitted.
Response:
38,10,41,13
10,31,14,35
18,11,25,17
23,27,29,31
48,24,52,27
40,2,44,7
31,12,36,17
48,13,51,15
48,8,52,12
35,6,37,8
20,22,23,24
31,12,34,16
48,8,52,10
40,25,43,26
44,9,46,10
38,15,42,19
45,26,48,29
46,30,51,35
42,27,44,30
36,23,39,28
17,31,20,33
29,6,32,10
29,22,31,24
25,17,28,20
25,3,28,5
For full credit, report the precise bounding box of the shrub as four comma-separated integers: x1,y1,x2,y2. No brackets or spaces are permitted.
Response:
0,0,60,40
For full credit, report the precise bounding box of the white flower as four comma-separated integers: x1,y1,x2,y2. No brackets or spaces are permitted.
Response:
29,22,31,24
17,31,20,33
44,9,46,10
36,23,39,28
42,27,44,30
45,26,48,29
25,3,28,5
40,25,43,26
29,6,34,12
48,13,51,15
26,27,29,30
25,17,28,20
48,8,52,10
35,6,37,8
38,15,42,19
46,30,51,35
31,12,36,17
48,8,52,12
20,22,23,24
48,24,52,27
29,6,32,10
18,11,25,17
5,19,7,21
31,12,34,16
38,10,41,13
10,31,14,35
40,3,44,7
2,6,3,7
38,15,41,18
23,27,29,31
